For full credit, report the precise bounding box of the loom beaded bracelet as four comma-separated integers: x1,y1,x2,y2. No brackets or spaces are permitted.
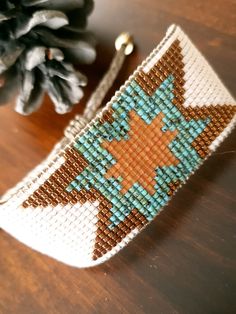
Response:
0,25,235,267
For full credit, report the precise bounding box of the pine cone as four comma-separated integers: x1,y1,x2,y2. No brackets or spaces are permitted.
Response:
0,0,96,115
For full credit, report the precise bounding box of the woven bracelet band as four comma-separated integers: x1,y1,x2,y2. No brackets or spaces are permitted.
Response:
0,25,235,268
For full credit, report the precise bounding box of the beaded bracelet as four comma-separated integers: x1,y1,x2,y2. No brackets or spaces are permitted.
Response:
0,25,235,267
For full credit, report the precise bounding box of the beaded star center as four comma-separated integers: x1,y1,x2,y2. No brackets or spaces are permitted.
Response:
102,110,179,195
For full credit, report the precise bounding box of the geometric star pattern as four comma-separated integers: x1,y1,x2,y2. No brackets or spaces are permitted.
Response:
22,39,236,262
102,110,179,195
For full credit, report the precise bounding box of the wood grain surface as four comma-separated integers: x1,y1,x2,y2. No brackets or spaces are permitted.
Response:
0,1,235,313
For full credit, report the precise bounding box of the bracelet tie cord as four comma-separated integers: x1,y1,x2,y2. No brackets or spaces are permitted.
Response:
0,25,235,268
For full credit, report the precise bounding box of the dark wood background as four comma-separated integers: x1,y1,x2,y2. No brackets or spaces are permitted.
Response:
0,1,235,313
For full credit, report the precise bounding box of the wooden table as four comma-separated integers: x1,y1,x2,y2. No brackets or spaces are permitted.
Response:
0,1,235,313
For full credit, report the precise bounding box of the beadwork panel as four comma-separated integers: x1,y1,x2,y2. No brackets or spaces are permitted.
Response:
2,26,235,267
